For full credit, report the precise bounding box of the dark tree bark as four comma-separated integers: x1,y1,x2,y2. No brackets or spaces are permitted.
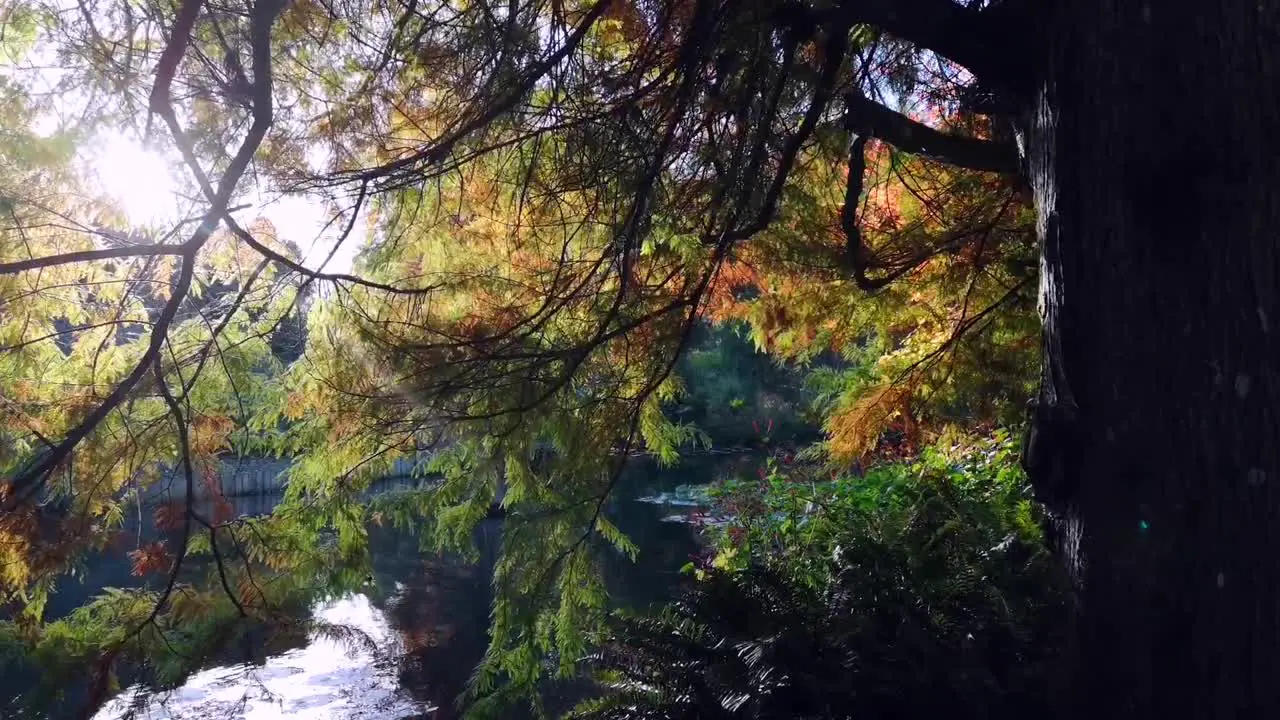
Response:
1024,1,1280,717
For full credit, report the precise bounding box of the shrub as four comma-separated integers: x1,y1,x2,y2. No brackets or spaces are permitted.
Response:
572,433,1066,720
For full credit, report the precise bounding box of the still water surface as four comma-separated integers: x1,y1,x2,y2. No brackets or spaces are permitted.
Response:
66,455,753,720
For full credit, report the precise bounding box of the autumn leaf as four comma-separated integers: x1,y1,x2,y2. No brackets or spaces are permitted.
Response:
129,542,172,577
236,573,260,608
154,502,186,532
191,415,235,456
827,384,912,463
212,496,236,525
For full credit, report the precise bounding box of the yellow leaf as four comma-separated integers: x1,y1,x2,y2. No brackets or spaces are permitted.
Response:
826,384,909,462
711,547,737,570
191,415,235,456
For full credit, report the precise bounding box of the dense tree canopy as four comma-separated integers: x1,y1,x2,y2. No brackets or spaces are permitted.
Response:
2,0,1064,714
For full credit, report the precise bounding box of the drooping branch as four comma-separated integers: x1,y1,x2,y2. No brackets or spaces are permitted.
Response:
192,511,248,617
84,359,202,718
4,248,198,509
180,258,270,395
839,132,932,291
342,0,616,190
843,91,1021,174
3,0,282,510
840,133,887,291
727,25,851,243
220,213,444,296
1,319,157,352
840,119,1022,292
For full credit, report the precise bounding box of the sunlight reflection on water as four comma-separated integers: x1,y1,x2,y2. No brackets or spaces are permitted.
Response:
94,594,430,720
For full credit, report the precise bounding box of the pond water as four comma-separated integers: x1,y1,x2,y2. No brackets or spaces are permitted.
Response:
55,454,759,720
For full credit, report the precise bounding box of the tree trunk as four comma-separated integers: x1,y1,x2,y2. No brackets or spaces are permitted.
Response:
1025,1,1280,717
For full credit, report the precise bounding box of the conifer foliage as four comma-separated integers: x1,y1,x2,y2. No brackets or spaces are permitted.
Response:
2,0,1047,712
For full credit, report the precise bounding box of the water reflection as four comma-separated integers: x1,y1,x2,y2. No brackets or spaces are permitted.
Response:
374,522,498,720
95,595,423,719
79,455,749,719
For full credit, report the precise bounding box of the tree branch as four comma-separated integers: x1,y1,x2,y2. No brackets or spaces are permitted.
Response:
3,0,281,510
835,0,1027,94
341,0,614,189
840,130,1020,291
83,370,195,711
120,362,196,646
1,319,156,352
839,133,897,292
181,258,270,395
0,244,186,276
844,91,1020,174
219,213,443,295
4,252,197,509
193,512,248,617
147,0,203,117
725,24,851,243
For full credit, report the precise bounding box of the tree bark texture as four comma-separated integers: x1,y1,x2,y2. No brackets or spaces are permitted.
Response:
1026,1,1280,717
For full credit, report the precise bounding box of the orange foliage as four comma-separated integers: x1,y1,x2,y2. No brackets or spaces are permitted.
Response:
199,462,224,496
826,384,915,463
129,541,172,577
191,415,235,456
154,502,186,532
236,574,260,608
704,258,759,322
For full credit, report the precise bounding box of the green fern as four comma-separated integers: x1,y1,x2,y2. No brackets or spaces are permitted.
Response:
574,437,1066,720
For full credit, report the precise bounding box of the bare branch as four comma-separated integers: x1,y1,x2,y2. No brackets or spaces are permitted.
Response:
0,244,185,276
844,91,1020,174
835,0,1027,94
1,319,155,352
117,361,196,652
193,512,248,617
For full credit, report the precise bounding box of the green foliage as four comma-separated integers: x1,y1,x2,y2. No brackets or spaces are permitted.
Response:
577,433,1065,720
670,322,817,447
707,431,1039,581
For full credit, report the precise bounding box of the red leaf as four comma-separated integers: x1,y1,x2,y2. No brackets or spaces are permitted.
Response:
212,496,235,525
129,542,172,576
153,502,186,532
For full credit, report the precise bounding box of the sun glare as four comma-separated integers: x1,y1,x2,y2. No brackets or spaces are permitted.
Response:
92,135,182,226
84,134,361,273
